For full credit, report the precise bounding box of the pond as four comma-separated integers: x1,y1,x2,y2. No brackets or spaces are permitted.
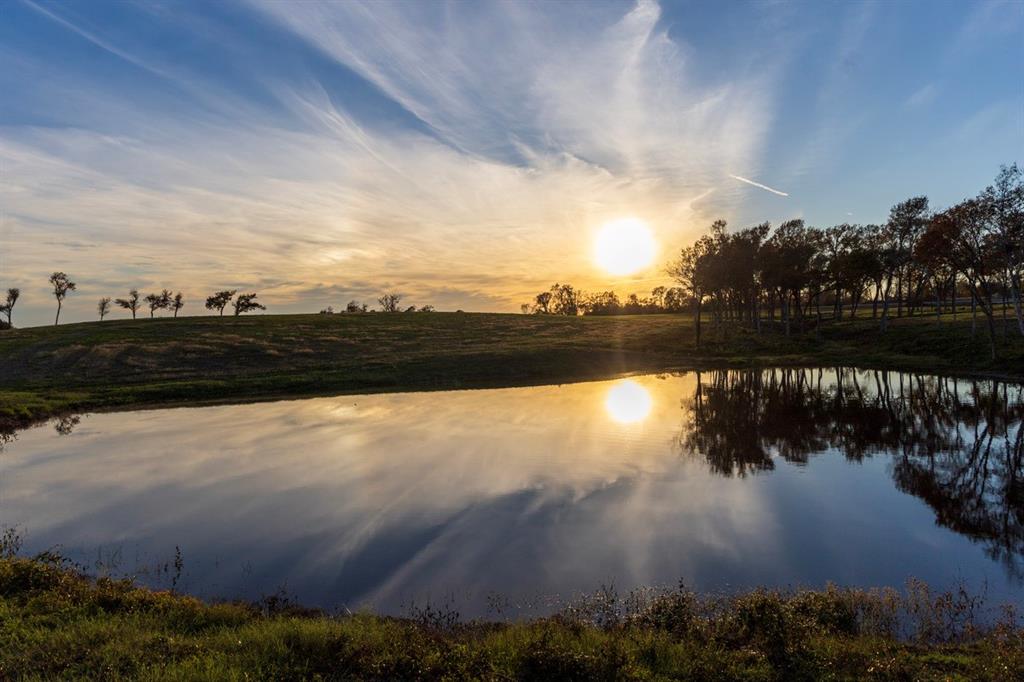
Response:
2,368,1022,615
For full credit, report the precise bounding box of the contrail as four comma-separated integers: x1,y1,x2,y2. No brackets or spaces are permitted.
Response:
729,174,789,197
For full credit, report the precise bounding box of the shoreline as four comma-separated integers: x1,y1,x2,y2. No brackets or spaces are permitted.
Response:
2,553,1021,679
3,311,1024,431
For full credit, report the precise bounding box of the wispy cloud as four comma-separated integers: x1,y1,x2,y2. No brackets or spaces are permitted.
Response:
3,0,788,324
728,174,789,197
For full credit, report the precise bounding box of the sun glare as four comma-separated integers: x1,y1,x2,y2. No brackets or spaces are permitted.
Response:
604,379,653,424
594,218,657,276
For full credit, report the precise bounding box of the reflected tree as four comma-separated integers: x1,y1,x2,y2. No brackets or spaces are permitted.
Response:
678,367,1024,576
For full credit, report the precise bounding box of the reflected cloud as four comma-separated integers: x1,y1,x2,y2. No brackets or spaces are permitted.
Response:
1,371,1021,614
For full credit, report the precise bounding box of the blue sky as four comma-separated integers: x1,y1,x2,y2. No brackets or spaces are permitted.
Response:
1,0,1021,325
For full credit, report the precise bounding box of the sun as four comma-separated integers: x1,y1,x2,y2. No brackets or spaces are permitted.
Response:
593,218,657,276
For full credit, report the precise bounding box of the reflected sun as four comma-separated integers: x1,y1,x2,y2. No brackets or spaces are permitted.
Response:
604,379,653,424
594,218,657,276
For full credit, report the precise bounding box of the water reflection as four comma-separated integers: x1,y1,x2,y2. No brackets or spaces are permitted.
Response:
1,369,1021,613
682,368,1024,576
604,379,653,424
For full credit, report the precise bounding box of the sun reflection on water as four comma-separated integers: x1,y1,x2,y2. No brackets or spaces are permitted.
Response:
604,379,653,424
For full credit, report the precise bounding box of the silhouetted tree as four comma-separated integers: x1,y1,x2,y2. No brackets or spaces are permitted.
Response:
378,293,402,312
145,290,172,318
586,291,622,315
345,300,366,313
550,283,583,315
205,290,236,316
533,291,552,314
419,305,435,312
48,272,76,326
115,289,141,319
233,292,265,316
983,163,1024,335
880,196,929,331
97,297,111,321
171,292,185,318
0,288,19,327
925,200,1001,359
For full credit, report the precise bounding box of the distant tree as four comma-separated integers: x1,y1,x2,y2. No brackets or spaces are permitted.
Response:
48,272,76,326
97,297,111,321
533,291,552,314
205,290,236,316
171,292,185,318
378,293,402,312
145,290,172,318
520,303,530,314
345,300,364,313
585,291,621,315
319,306,335,315
233,292,265,316
550,283,583,315
662,287,687,312
0,288,19,326
115,289,141,319
419,305,435,312
404,305,417,313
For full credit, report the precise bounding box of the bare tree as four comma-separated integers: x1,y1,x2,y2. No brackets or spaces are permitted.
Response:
115,289,141,319
345,300,364,313
97,297,111,321
0,288,19,327
378,292,402,312
145,290,172,318
171,292,185,318
205,290,236,316
233,292,265,316
48,272,76,326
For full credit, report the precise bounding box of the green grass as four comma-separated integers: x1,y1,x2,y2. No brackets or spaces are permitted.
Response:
1,554,1021,680
2,311,1023,428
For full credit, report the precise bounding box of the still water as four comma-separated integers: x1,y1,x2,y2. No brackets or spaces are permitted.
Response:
2,368,1021,614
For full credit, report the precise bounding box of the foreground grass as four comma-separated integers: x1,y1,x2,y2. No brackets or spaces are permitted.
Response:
1,555,1021,680
2,311,1024,427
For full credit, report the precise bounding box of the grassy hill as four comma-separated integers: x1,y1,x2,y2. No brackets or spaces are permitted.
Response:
2,311,1023,426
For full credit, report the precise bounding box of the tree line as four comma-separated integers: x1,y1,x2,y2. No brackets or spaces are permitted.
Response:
669,164,1022,357
0,277,434,328
319,293,435,314
0,273,267,327
523,164,1022,359
522,283,688,316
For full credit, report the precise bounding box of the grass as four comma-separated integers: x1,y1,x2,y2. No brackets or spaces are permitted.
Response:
1,552,1021,680
2,311,1024,428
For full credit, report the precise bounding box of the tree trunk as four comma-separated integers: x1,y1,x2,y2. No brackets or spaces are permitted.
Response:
783,295,790,337
695,297,702,348
971,296,977,337
54,300,61,326
986,304,998,360
1013,274,1024,336
880,274,893,332
896,271,903,318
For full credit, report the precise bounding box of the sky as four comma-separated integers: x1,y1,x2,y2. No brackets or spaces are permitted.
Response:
1,0,1021,326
